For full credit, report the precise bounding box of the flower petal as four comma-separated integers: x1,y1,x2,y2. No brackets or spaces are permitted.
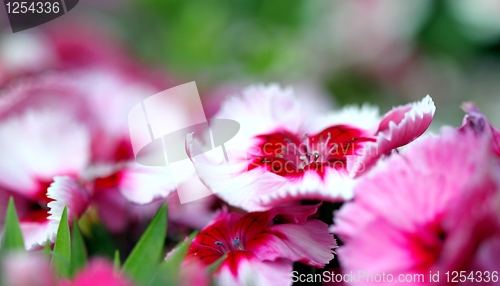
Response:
231,203,322,241
19,213,52,251
460,102,500,157
60,258,133,286
117,162,176,205
0,109,90,200
186,211,240,266
215,251,292,286
1,252,56,286
47,176,90,237
248,219,337,267
333,127,499,278
92,186,164,233
334,127,489,242
348,95,435,177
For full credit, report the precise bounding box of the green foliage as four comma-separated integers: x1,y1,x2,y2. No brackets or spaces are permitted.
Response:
43,240,52,258
84,221,116,259
70,220,87,277
151,231,197,286
123,0,308,79
122,204,168,285
51,207,71,278
114,250,121,271
1,198,25,252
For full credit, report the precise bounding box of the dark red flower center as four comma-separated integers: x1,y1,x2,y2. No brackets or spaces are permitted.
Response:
94,172,122,190
247,125,375,178
21,209,49,223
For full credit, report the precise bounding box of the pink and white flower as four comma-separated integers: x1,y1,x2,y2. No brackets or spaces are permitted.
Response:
0,109,91,249
332,127,500,285
184,203,336,286
189,85,435,211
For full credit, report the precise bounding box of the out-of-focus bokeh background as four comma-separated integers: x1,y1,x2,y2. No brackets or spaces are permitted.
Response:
0,2,498,284
1,0,500,128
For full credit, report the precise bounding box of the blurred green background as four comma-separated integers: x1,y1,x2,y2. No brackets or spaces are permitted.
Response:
7,0,500,128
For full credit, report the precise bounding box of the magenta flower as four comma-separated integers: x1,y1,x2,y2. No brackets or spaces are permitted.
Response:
60,259,133,286
185,204,336,286
333,127,500,284
189,85,435,211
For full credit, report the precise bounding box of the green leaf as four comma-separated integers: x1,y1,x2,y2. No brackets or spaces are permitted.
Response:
207,255,226,273
151,231,198,286
70,220,86,277
1,197,25,251
122,204,168,285
43,240,52,258
165,231,197,268
84,222,115,259
51,207,71,278
114,250,121,271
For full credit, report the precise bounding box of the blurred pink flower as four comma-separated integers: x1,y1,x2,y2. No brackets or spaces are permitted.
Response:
0,23,183,243
60,258,133,286
189,85,435,211
166,178,221,231
185,204,336,286
333,127,500,285
1,252,56,286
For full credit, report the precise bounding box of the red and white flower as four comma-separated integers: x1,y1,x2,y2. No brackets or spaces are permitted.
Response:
189,85,435,211
0,109,91,249
184,204,336,286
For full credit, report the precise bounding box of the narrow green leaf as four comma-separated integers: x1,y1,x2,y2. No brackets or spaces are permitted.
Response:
114,250,120,271
51,207,71,278
70,220,86,277
151,231,198,286
207,255,226,273
1,197,25,252
122,204,168,285
43,240,52,258
164,231,198,269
